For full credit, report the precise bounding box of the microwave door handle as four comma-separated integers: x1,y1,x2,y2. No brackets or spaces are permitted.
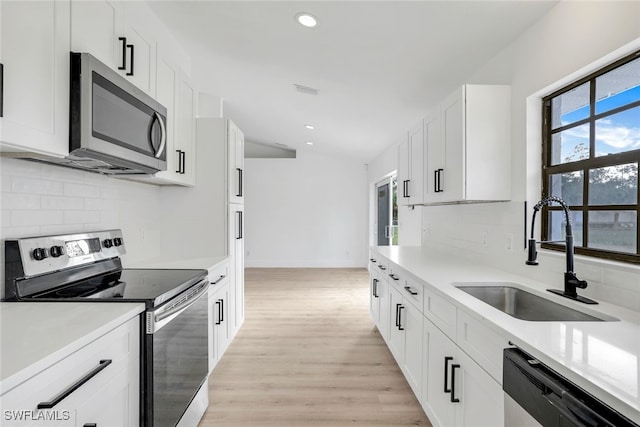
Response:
153,112,167,159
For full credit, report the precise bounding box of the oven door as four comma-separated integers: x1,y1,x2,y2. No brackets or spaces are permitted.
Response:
147,280,209,427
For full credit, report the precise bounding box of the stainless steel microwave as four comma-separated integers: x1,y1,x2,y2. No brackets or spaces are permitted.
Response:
68,52,167,175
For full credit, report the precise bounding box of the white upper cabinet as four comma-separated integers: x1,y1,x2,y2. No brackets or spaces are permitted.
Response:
0,0,70,157
424,85,511,204
228,121,245,204
398,119,425,206
71,0,157,96
70,0,124,71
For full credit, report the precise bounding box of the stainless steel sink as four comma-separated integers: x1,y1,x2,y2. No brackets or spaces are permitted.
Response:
454,283,615,322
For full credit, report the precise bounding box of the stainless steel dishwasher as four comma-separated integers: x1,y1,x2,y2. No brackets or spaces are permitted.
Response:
503,347,638,427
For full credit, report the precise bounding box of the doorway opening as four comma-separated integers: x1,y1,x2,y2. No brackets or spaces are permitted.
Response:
376,175,398,246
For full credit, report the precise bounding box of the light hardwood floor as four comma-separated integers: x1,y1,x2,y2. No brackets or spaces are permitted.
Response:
199,268,432,426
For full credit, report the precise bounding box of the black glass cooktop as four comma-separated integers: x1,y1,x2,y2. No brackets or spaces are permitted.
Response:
28,268,207,308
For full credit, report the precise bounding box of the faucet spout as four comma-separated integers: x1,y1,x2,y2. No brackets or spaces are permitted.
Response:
526,196,597,305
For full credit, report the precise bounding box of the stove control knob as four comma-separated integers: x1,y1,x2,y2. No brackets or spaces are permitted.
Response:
32,247,48,261
103,239,113,248
49,245,64,258
113,237,123,247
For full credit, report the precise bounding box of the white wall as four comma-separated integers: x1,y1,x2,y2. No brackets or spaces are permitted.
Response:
244,150,368,267
0,158,163,299
419,1,640,311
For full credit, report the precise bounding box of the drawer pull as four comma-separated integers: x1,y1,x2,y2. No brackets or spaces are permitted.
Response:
404,286,418,296
84,424,97,427
389,274,400,281
38,359,112,409
451,364,461,403
210,274,226,285
378,265,387,271
398,305,405,331
370,258,377,263
444,356,453,393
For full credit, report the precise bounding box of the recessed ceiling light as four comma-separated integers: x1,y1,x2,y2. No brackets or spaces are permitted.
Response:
304,124,315,130
296,12,318,28
305,141,314,146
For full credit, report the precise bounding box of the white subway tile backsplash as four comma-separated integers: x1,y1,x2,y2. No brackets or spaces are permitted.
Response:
100,187,120,200
2,226,41,239
1,210,11,227
64,210,100,225
64,183,100,198
12,210,64,227
40,224,84,236
2,193,40,210
41,196,84,210
84,198,114,211
12,176,64,195
1,159,42,177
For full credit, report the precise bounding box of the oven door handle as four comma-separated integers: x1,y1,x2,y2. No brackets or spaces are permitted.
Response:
148,281,208,333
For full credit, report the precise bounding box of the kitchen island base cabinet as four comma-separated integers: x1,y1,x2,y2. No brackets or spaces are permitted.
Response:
0,316,140,427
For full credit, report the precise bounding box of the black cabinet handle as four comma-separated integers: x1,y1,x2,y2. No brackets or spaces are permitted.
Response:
370,258,377,263
436,168,444,193
215,300,221,325
210,275,226,285
378,265,386,271
175,149,182,173
180,150,186,174
83,424,97,427
398,306,405,330
444,356,453,393
236,211,243,239
118,37,127,70
451,364,460,403
389,273,399,281
126,43,134,76
372,278,379,298
236,168,243,197
219,298,224,322
404,286,418,296
0,63,4,117
38,359,112,409
395,303,401,327
403,180,411,198
433,169,438,193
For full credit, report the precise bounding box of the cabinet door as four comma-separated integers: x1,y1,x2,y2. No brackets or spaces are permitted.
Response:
228,121,245,204
213,285,230,361
232,204,245,333
454,350,504,427
70,0,123,71
440,86,465,202
387,285,405,364
0,0,70,157
397,137,411,206
122,2,156,95
424,110,443,203
403,302,423,399
408,120,425,205
176,73,196,185
377,277,390,342
153,46,180,182
423,318,457,427
369,271,380,324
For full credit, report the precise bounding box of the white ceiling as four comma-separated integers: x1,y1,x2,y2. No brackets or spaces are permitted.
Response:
148,1,558,162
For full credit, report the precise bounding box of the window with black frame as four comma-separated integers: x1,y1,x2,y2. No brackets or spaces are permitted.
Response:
541,50,640,264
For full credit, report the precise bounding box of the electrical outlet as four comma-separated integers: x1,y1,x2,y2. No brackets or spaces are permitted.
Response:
506,233,513,252
481,231,488,247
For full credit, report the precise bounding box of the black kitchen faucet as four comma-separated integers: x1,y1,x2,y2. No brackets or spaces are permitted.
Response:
526,196,598,304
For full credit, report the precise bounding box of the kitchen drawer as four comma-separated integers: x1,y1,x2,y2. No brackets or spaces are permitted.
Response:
375,260,389,274
208,261,229,288
424,287,457,339
399,273,424,311
2,316,139,425
456,309,508,383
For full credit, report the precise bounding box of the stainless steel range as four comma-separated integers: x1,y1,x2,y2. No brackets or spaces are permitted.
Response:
4,230,209,427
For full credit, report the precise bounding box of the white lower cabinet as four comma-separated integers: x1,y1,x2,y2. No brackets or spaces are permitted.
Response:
1,316,139,426
208,275,231,372
422,318,504,427
370,252,505,427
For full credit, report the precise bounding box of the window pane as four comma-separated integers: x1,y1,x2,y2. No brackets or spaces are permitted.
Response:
549,210,583,247
595,106,640,156
588,163,638,205
595,57,640,114
549,171,583,206
550,124,590,165
551,82,590,129
588,211,637,253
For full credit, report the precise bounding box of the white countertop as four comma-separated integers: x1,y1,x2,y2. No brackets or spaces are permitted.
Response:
373,245,640,424
127,255,229,276
0,302,145,394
